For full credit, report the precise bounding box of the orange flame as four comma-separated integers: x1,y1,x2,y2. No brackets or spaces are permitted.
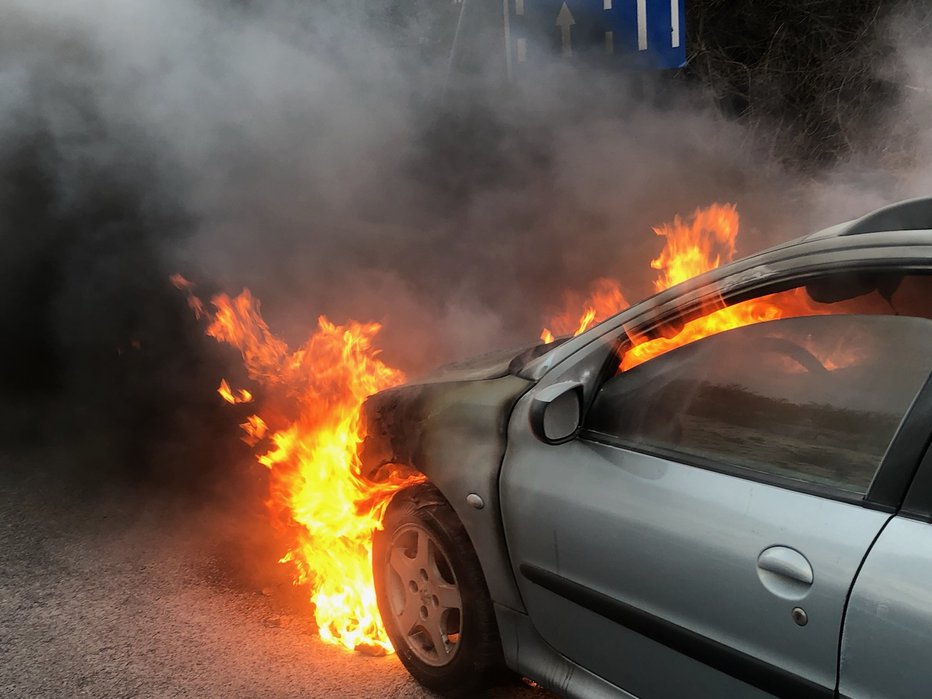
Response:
540,203,835,370
649,204,739,291
181,282,422,654
218,379,253,404
170,273,205,318
240,414,268,447
619,203,825,370
541,277,629,343
619,287,826,370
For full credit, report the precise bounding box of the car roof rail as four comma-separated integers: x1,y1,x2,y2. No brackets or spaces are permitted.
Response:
841,197,932,236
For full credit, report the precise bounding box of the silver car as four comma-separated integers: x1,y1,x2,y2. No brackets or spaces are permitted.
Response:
359,198,932,698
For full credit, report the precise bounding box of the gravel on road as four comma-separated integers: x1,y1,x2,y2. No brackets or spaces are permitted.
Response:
0,451,548,699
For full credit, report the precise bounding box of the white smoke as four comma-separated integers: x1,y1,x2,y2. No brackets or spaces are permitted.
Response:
0,0,928,384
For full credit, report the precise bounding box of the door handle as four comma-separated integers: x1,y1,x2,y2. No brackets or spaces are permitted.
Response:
757,546,813,585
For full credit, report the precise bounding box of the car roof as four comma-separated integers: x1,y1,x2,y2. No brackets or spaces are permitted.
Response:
745,196,932,262
520,197,932,381
802,197,932,240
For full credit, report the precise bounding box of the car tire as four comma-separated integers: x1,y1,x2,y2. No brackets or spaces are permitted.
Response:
373,483,505,697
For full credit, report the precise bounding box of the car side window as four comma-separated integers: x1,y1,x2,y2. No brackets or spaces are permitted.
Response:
584,315,932,496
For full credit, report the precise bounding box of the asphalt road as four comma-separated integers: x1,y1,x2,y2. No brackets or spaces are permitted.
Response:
0,451,549,699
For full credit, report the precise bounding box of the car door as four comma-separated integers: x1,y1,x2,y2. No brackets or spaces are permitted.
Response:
501,310,932,698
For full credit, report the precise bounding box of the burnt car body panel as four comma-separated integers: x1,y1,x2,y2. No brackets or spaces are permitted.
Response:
360,374,533,611
359,198,932,698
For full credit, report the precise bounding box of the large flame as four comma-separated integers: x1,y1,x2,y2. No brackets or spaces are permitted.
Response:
620,204,836,369
174,281,422,654
540,203,831,369
648,204,739,291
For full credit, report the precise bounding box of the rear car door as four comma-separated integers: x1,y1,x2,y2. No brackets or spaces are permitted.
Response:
501,311,932,698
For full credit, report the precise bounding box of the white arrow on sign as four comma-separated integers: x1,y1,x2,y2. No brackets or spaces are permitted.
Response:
556,2,576,57
671,0,680,47
637,0,647,50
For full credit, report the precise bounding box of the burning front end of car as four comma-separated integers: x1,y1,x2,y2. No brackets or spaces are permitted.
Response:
357,343,553,481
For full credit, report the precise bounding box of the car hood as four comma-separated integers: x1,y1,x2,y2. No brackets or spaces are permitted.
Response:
357,339,560,479
412,339,568,385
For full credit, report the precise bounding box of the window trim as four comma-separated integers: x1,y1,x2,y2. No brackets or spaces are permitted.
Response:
901,446,932,522
895,371,932,521
867,371,932,510
579,311,932,510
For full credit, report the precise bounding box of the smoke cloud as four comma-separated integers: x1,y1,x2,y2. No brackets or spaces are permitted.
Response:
0,0,928,486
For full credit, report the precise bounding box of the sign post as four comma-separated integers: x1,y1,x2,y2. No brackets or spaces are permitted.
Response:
504,0,686,74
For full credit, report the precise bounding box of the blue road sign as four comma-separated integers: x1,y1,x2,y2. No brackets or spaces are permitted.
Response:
506,0,685,71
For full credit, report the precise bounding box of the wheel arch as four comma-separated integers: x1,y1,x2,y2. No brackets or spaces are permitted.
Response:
360,374,533,615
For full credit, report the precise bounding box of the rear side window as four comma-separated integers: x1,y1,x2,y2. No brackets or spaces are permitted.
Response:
585,315,932,495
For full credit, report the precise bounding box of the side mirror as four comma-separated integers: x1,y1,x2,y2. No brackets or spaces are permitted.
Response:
529,381,583,445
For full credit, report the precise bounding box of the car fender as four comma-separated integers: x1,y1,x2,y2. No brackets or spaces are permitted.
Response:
359,374,534,613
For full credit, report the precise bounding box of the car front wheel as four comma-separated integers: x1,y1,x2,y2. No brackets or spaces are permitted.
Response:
373,483,505,697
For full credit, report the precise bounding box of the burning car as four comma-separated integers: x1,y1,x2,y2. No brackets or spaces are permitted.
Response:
360,198,932,698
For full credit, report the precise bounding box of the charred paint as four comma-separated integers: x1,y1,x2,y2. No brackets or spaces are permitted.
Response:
359,373,534,612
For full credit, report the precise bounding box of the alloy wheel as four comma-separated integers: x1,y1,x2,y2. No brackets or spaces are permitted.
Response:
385,522,463,666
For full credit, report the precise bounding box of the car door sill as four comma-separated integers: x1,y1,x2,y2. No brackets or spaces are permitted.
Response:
519,563,833,699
